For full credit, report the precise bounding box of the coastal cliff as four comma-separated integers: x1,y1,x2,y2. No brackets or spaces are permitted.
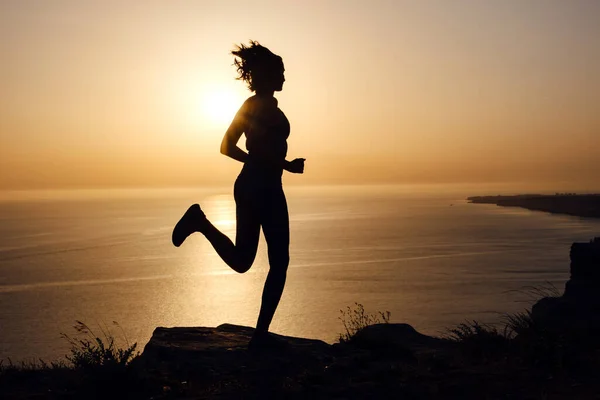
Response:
532,237,600,330
468,194,600,218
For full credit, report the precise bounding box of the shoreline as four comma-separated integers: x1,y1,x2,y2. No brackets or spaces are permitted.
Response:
467,194,600,219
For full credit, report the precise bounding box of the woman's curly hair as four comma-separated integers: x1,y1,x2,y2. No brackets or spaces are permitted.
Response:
232,40,282,92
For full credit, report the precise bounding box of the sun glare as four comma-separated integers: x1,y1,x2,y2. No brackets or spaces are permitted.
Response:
201,88,240,128
176,80,245,135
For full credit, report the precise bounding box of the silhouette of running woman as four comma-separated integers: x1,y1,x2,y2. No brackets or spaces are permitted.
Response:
172,41,305,348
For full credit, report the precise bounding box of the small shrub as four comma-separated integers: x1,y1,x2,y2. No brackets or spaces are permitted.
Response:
446,320,511,361
446,320,507,342
338,303,390,343
1,322,148,400
60,320,139,373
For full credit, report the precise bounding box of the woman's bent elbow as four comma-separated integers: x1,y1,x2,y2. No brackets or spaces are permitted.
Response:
220,143,229,155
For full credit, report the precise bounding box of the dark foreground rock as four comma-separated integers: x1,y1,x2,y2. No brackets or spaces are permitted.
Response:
532,237,600,331
4,320,600,399
140,324,334,393
135,321,599,399
138,323,449,399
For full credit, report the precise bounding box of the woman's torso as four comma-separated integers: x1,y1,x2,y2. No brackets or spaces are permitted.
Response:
241,96,290,180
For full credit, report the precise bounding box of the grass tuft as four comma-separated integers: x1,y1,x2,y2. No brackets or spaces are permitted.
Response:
506,281,561,305
338,302,390,343
445,320,511,361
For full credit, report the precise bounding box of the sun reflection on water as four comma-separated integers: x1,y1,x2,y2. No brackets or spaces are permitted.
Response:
203,194,236,231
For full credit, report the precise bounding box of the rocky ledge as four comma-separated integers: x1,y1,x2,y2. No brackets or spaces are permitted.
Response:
139,323,451,398
138,318,600,398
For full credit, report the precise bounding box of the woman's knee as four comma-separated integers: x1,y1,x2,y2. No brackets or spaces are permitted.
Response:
268,252,289,270
233,256,254,273
234,263,251,274
267,265,288,283
231,246,258,273
268,255,289,277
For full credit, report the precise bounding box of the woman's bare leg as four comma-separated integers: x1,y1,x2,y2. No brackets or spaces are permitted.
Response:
172,177,261,273
255,187,290,333
201,202,260,274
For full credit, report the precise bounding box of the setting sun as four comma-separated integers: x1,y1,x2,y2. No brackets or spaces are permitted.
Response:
201,87,241,128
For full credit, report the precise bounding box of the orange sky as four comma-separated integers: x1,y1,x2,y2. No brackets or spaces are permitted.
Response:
1,1,599,191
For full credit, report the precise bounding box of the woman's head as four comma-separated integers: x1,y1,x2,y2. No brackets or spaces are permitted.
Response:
232,41,284,93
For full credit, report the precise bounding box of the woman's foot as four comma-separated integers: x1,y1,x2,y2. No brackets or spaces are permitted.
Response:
248,331,289,351
172,204,207,247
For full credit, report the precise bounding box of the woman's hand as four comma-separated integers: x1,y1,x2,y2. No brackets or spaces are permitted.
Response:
285,158,305,174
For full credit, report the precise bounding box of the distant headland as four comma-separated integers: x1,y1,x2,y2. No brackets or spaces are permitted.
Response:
467,193,600,218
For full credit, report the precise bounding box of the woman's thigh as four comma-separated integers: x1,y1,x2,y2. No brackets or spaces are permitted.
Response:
260,186,289,267
234,176,261,265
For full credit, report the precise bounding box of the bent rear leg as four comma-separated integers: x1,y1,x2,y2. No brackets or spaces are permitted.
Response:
201,191,261,274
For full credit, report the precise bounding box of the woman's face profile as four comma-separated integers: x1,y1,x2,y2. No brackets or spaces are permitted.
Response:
274,63,285,92
256,59,284,92
264,59,285,92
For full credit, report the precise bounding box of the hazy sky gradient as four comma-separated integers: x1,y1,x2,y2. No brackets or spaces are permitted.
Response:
1,0,599,190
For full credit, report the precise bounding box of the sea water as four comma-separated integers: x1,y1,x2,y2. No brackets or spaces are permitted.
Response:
1,185,599,362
